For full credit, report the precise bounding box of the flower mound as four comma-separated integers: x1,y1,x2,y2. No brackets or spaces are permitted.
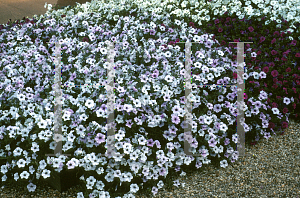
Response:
0,0,299,197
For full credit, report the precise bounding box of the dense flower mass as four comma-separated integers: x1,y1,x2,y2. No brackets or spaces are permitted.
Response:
0,0,300,197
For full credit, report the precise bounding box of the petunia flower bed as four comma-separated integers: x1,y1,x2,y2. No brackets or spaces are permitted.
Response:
0,0,300,197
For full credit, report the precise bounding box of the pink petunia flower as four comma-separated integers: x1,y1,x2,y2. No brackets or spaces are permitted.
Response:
271,70,278,77
263,66,269,73
271,50,277,55
260,36,265,43
271,38,276,44
291,40,297,46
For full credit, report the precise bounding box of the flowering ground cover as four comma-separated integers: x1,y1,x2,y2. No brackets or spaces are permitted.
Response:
0,0,300,197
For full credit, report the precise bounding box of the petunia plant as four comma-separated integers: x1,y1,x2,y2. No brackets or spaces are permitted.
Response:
0,0,299,198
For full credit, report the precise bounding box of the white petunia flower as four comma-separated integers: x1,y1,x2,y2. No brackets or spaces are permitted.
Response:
130,183,139,193
17,93,26,101
42,169,51,179
283,97,291,105
17,158,26,168
20,171,30,179
272,108,280,115
14,173,19,181
220,159,228,168
31,142,40,153
27,183,37,192
37,119,48,129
